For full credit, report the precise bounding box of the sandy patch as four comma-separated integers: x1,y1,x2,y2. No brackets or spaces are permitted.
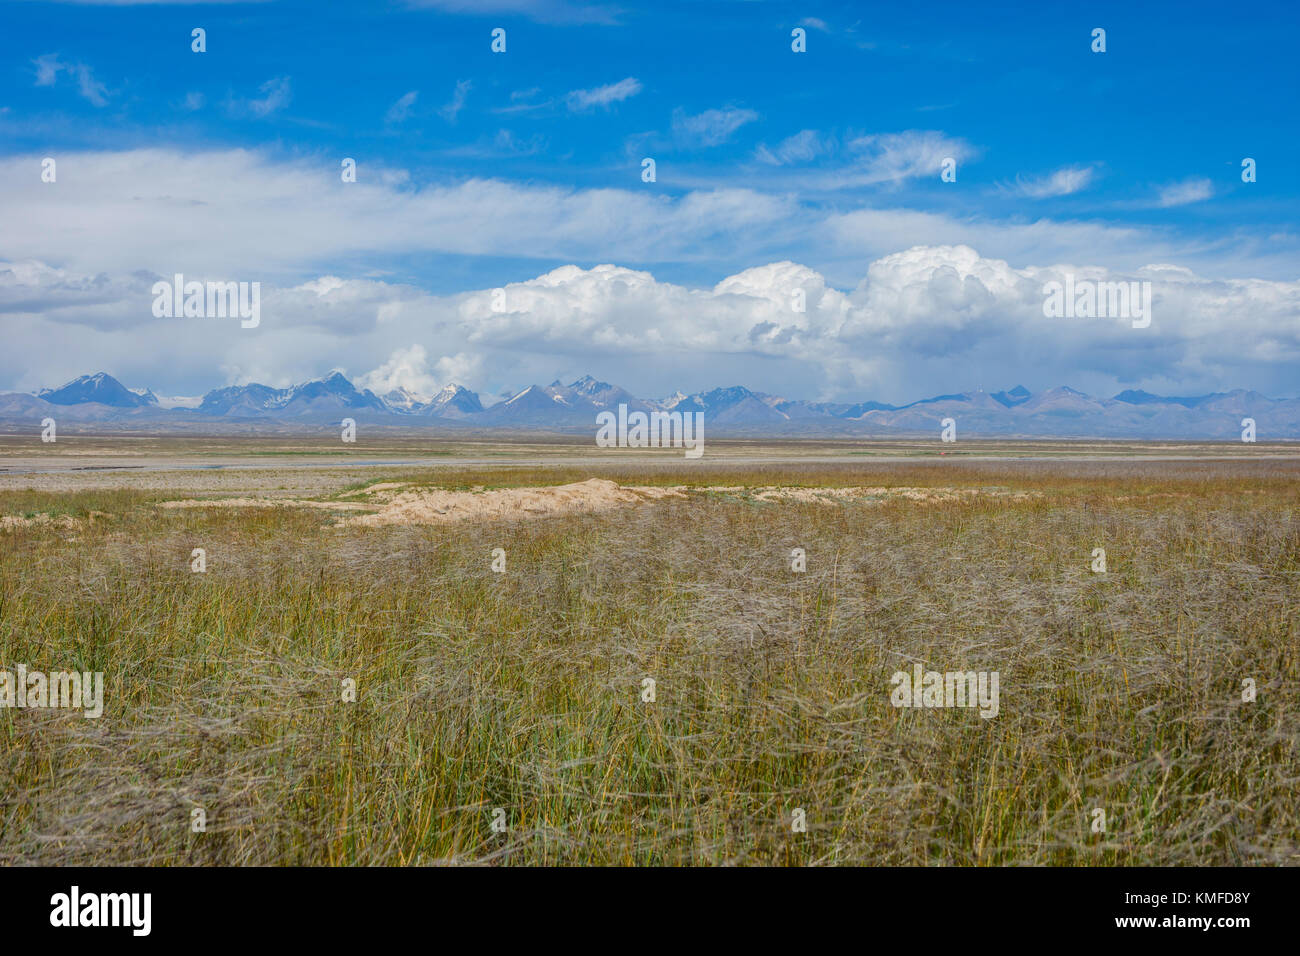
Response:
0,510,112,530
1,513,81,530
341,478,684,527
737,485,1039,504
152,481,1039,527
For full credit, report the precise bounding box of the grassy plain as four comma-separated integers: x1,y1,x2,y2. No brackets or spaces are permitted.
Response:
1,438,1296,864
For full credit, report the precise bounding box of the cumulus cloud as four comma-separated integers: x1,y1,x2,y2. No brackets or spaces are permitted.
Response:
3,248,1298,402
431,350,482,387
441,251,1299,399
355,344,441,398
565,77,641,111
1,147,1296,400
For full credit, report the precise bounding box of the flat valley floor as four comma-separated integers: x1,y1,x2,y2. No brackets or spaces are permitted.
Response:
1,436,1297,864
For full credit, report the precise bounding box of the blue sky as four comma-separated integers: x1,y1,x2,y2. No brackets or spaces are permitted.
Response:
1,0,1298,402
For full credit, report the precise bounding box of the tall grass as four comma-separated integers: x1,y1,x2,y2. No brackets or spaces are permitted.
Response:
0,464,1296,864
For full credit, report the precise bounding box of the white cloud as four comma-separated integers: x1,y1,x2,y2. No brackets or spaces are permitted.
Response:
247,76,292,117
355,344,440,398
431,351,482,387
444,251,1300,399
840,130,972,187
4,146,1293,297
32,54,109,107
4,248,1298,402
0,149,801,278
745,129,976,190
438,81,472,123
491,129,547,155
495,87,549,114
33,54,61,86
671,107,759,148
386,90,419,124
565,77,641,111
1005,165,1096,198
755,129,832,165
1157,177,1213,207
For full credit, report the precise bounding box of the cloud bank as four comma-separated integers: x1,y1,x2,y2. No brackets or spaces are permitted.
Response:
4,246,1296,404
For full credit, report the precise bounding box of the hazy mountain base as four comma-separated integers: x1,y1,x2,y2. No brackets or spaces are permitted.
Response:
0,459,1296,865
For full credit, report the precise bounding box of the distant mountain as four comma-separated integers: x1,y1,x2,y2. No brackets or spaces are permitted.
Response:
197,371,386,419
478,378,656,426
695,386,789,424
562,375,631,407
278,371,387,418
1112,389,1235,409
379,384,485,417
662,385,799,423
199,382,289,416
426,384,483,417
479,383,587,425
774,398,855,420
38,372,155,408
6,370,1299,438
1017,385,1106,415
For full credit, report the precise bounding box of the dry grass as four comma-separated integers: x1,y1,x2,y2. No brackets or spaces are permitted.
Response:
0,459,1297,865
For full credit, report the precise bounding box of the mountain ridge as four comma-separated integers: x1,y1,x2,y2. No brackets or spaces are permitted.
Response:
5,371,1298,439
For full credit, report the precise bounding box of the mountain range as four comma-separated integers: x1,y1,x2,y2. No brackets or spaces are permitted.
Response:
3,371,1297,439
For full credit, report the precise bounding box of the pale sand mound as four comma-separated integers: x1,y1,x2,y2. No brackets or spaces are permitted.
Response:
342,478,684,527
152,481,1036,528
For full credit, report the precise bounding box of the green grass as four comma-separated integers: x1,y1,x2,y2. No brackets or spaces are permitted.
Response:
0,463,1296,865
